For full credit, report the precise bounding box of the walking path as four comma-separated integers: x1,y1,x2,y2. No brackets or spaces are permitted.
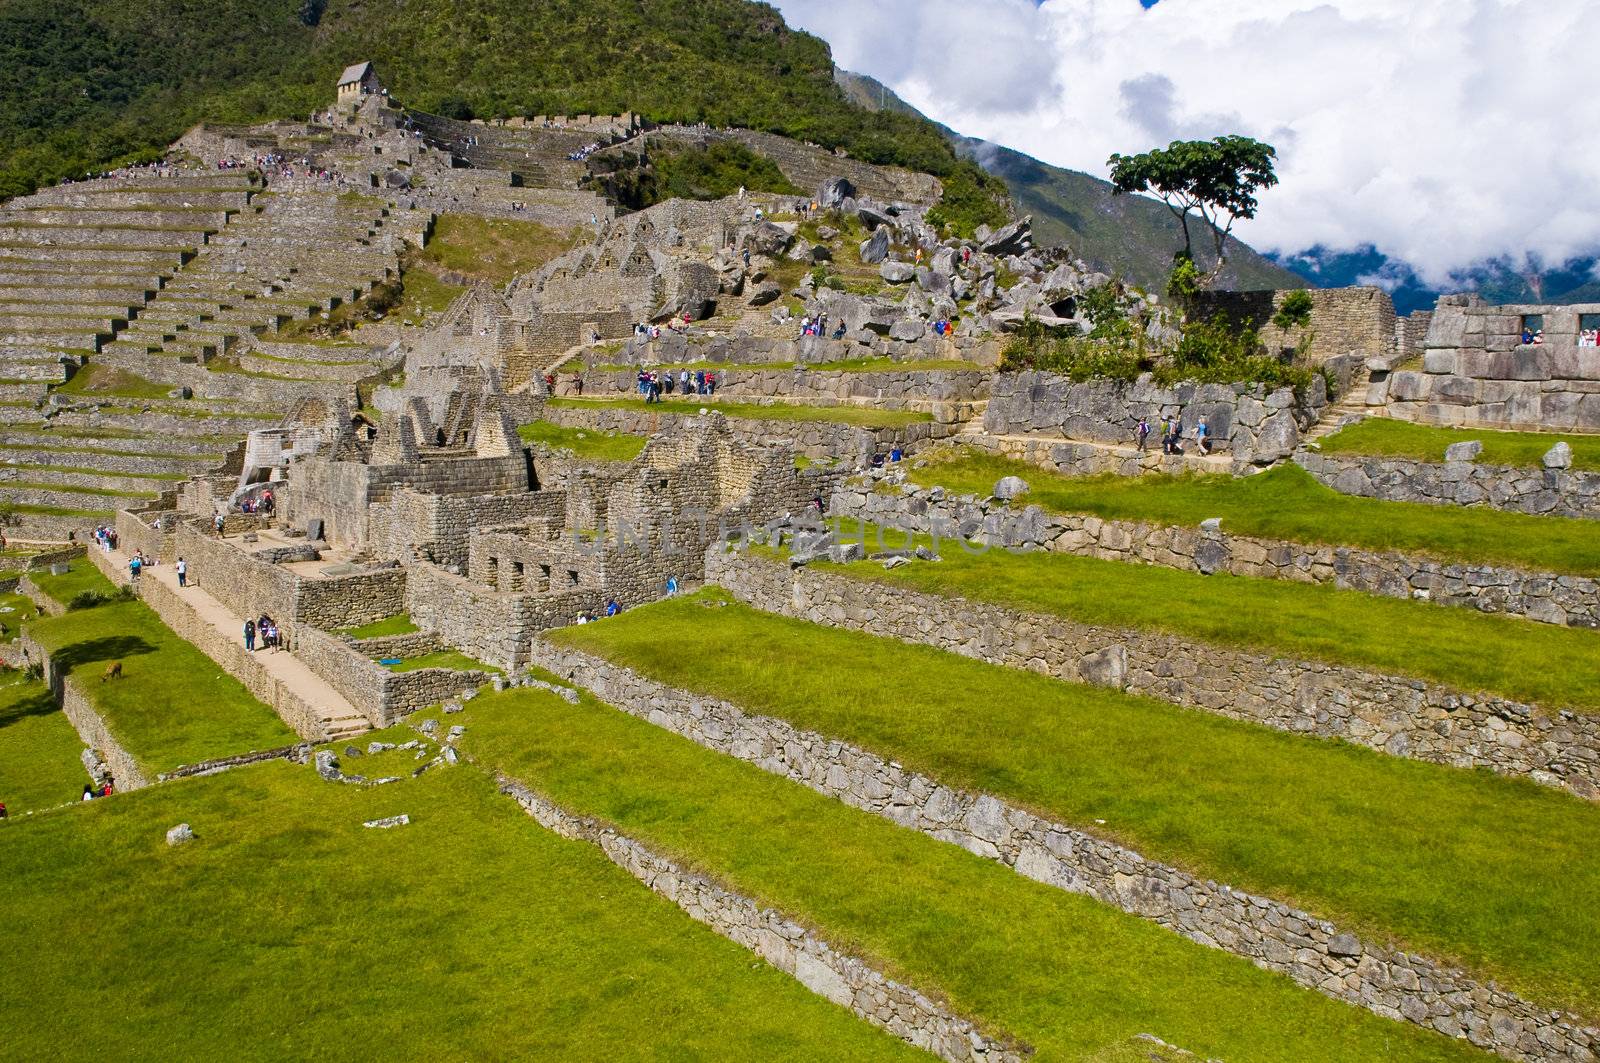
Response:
92,544,368,742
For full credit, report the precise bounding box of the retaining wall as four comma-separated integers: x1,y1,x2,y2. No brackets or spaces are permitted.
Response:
530,639,1598,1062
706,549,1600,800
1298,451,1600,520
497,776,1018,1062
833,478,1600,627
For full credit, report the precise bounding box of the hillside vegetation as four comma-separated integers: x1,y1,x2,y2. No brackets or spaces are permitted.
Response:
0,0,971,198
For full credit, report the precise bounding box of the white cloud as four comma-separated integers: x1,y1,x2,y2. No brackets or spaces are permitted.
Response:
773,0,1598,285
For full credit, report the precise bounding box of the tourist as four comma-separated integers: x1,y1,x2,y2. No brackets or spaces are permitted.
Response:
128,554,142,582
571,372,583,396
1136,417,1151,451
101,782,112,798
695,370,706,395
176,557,187,588
679,369,690,393
832,322,846,340
664,372,675,395
666,575,679,596
0,801,7,820
1195,418,1211,454
605,598,620,617
576,611,591,625
890,446,904,462
244,618,256,652
1522,327,1535,345
214,513,225,536
82,785,94,802
706,372,716,396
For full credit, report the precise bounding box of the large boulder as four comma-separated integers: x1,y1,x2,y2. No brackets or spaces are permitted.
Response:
859,227,890,264
1445,440,1483,462
1543,441,1574,469
981,216,1033,256
880,260,916,284
745,222,793,258
1252,410,1300,464
817,177,856,209
889,317,926,342
746,283,781,307
993,475,1030,500
915,268,950,294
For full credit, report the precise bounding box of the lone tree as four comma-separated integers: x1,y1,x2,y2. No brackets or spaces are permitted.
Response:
1108,136,1278,285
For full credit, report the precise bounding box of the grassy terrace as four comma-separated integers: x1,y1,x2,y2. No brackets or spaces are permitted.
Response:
1322,418,1600,470
0,590,39,639
552,592,1600,1020
3,504,112,519
380,649,500,674
53,365,172,401
26,560,119,608
517,420,646,462
337,613,419,639
27,588,295,774
0,672,85,813
794,518,1600,714
460,684,1482,1061
419,214,577,284
547,396,933,429
909,453,1600,576
592,358,978,373
4,480,158,499
0,763,914,1060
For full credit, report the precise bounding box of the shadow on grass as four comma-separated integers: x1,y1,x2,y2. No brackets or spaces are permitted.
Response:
52,635,157,676
0,684,57,730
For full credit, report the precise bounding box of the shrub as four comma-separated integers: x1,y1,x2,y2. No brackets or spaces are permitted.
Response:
1156,314,1311,389
1272,289,1315,331
926,161,1010,239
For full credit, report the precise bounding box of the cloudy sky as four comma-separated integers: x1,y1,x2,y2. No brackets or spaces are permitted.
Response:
771,0,1595,284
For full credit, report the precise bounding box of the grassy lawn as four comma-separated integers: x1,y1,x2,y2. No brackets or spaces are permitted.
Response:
27,599,295,774
3,503,113,518
909,453,1600,576
517,420,646,462
420,214,576,284
0,672,86,813
382,649,499,674
337,613,418,639
0,590,41,641
54,364,171,401
457,684,1483,1062
807,518,1600,714
552,591,1600,1020
0,762,914,1061
548,396,932,429
1322,418,1600,470
26,559,118,608
392,265,465,320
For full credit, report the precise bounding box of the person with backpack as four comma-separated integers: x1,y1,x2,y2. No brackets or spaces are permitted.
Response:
244,618,256,652
128,554,142,582
1137,417,1151,451
176,557,187,588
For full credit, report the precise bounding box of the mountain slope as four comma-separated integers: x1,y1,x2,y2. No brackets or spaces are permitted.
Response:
836,69,1309,293
0,0,962,196
1280,245,1600,315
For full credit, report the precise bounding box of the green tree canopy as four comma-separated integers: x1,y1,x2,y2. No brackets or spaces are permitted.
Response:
1107,136,1278,283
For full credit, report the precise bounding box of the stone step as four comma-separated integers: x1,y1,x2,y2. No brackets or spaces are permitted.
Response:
0,327,105,350
0,312,125,334
0,225,207,250
0,267,165,289
5,206,232,230
0,247,189,268
0,284,156,305
0,302,138,319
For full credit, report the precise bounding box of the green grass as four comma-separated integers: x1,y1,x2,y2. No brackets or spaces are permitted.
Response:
382,649,500,675
25,560,118,608
0,762,916,1061
458,683,1484,1062
0,590,41,642
0,672,86,813
53,364,173,401
798,518,1600,714
5,480,158,499
552,590,1600,1020
1,504,113,518
517,420,646,462
1322,418,1600,470
27,599,295,774
909,453,1600,576
338,613,419,639
420,214,576,284
547,396,933,429
392,266,466,320
28,463,188,482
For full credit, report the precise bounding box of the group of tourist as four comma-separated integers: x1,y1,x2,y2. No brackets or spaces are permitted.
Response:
80,782,114,801
1579,329,1600,348
798,313,844,339
126,550,154,581
1135,414,1213,455
575,598,624,624
1521,327,1546,345
565,142,605,162
243,615,283,653
92,525,120,553
637,368,717,401
238,490,275,515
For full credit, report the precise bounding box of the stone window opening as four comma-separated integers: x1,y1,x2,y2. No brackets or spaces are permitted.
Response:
538,563,552,592
1579,314,1600,349
566,569,580,586
1520,314,1545,346
510,561,525,592
486,557,498,587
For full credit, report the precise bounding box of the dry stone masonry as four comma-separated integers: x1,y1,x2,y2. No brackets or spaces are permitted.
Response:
706,549,1600,801
531,639,1599,1061
1299,448,1600,520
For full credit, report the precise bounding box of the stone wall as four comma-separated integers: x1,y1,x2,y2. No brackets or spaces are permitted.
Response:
957,435,1254,478
294,625,488,727
404,562,583,672
1388,296,1600,430
1192,286,1397,364
530,638,1597,1061
833,477,1600,626
496,776,1018,1063
705,549,1599,800
543,404,957,466
13,629,150,789
579,366,988,419
983,372,1328,465
1298,450,1600,520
